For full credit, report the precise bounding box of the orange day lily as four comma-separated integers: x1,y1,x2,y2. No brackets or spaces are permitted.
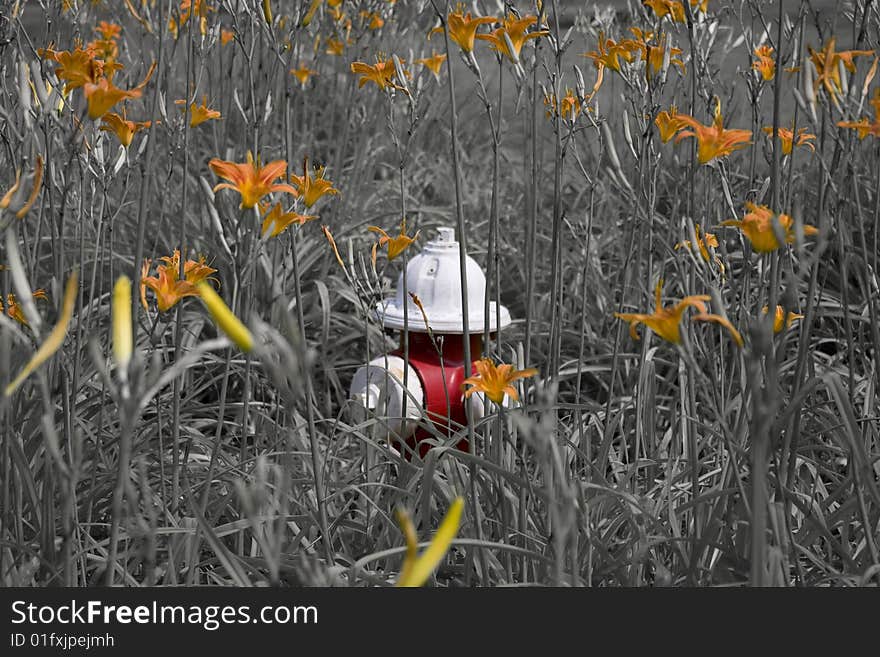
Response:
325,37,346,56
615,280,711,344
762,305,804,333
1,289,48,326
83,62,156,120
809,38,874,103
721,202,818,253
838,116,880,140
368,218,419,263
140,251,217,313
260,203,316,238
675,99,752,164
475,14,548,63
644,0,685,22
462,358,538,406
544,88,582,120
583,32,636,73
289,158,339,208
628,28,685,78
655,105,688,143
752,45,775,81
209,151,296,209
291,64,317,86
762,126,816,155
169,0,214,38
430,5,496,54
38,45,106,93
100,111,152,147
87,37,119,70
674,223,719,264
350,56,407,91
175,96,221,127
360,10,384,30
646,0,709,21
837,87,880,139
95,21,122,41
416,53,447,78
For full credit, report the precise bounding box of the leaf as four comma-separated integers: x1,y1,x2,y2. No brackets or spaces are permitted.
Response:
396,496,463,587
5,271,78,396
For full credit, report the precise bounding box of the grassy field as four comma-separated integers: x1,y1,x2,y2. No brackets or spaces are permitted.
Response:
1,0,879,588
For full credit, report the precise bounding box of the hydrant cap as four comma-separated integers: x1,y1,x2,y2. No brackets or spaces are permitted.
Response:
376,226,512,334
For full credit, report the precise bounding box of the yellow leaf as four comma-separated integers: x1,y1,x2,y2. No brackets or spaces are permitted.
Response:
396,497,463,587
5,272,78,396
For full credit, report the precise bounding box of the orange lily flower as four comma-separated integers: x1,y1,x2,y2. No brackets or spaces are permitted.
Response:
39,46,104,93
360,10,384,30
325,37,346,56
721,202,818,253
220,29,235,46
429,5,496,54
1,156,44,220
762,126,816,155
809,38,874,103
368,218,419,262
644,0,685,22
475,14,548,63
583,32,636,72
838,117,880,140
83,62,156,120
614,280,710,344
209,151,296,209
462,358,538,405
762,305,804,333
674,224,719,263
544,88,582,120
95,21,122,41
175,96,221,127
88,38,119,68
289,158,339,208
140,251,217,312
100,112,152,147
169,0,214,38
655,105,688,143
84,78,140,120
291,64,317,86
628,28,685,78
260,203,316,238
675,100,752,164
1,289,48,326
350,56,407,91
837,88,880,139
752,45,775,81
416,53,447,78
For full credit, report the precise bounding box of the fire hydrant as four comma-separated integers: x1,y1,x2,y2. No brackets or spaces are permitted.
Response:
350,226,511,458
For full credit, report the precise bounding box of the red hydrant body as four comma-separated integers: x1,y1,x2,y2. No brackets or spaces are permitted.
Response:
391,333,483,458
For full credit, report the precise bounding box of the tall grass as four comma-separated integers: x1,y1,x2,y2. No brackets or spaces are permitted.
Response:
0,0,878,587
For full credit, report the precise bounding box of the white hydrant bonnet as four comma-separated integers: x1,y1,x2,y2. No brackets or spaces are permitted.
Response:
376,226,512,334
